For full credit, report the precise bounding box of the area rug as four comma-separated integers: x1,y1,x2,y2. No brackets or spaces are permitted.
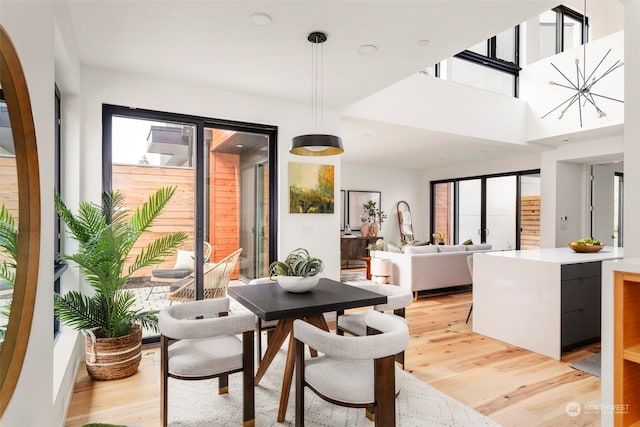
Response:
569,353,601,377
160,348,499,427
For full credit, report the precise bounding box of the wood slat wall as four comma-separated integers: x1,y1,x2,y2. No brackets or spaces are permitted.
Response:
0,156,19,224
434,183,451,244
112,153,243,280
520,195,540,249
113,164,195,278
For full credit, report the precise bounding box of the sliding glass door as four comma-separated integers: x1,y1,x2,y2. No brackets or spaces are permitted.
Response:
431,170,539,250
103,105,277,340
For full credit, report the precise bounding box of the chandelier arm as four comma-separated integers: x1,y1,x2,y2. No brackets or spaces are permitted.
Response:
583,49,612,86
561,94,582,118
590,92,624,103
578,94,584,127
541,93,580,119
583,93,606,117
585,60,622,91
551,63,580,90
551,82,580,91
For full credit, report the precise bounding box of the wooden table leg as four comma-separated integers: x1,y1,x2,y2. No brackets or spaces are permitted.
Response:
255,318,292,385
277,313,331,423
277,330,297,422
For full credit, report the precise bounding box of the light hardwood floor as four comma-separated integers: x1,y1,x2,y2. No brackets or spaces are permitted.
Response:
64,291,601,427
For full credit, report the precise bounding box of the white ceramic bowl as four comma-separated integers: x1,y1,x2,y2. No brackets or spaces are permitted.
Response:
276,275,320,293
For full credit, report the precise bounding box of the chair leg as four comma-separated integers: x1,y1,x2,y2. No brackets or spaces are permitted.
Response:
465,304,473,324
161,335,169,427
374,355,396,427
242,330,255,426
295,338,305,427
219,374,229,394
256,323,263,364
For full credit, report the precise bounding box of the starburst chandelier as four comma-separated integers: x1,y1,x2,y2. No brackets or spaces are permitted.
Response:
541,0,624,127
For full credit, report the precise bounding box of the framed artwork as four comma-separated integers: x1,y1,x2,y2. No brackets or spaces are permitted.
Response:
347,190,381,229
289,162,335,213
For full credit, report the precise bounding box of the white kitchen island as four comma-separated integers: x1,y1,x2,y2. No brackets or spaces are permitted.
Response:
473,247,623,360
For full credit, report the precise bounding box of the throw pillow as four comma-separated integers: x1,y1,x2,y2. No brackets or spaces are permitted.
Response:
437,244,466,253
462,239,473,245
404,245,438,254
413,240,430,246
386,241,403,253
173,250,195,271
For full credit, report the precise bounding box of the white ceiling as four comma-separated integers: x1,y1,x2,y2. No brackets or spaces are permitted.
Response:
65,0,559,169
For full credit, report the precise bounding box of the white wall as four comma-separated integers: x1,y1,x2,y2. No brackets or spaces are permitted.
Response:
0,2,73,426
521,30,624,141
539,134,623,248
343,74,528,146
591,162,623,246
341,163,422,244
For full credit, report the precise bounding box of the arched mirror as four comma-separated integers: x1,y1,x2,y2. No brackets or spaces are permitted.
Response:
0,25,41,417
397,201,414,245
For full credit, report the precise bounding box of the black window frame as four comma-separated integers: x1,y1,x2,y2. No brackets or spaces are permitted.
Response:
102,104,278,309
551,5,589,54
453,25,521,97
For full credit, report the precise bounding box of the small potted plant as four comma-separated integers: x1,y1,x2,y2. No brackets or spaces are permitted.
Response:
361,200,387,237
269,248,324,293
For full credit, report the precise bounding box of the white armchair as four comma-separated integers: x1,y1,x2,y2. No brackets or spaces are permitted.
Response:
336,283,412,369
158,297,256,426
294,310,409,426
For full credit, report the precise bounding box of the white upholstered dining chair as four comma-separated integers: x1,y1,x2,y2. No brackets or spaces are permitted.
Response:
336,282,412,369
158,297,256,427
294,310,409,426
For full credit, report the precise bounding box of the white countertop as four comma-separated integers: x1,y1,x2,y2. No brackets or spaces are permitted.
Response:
482,246,623,264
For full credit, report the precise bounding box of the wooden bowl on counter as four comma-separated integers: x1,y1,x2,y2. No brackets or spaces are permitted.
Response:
568,242,604,253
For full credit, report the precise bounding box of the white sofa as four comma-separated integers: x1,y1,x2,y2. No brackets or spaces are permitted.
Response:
371,244,492,298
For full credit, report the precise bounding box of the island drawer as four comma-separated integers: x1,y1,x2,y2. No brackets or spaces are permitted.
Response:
561,276,601,313
561,262,601,281
561,306,600,350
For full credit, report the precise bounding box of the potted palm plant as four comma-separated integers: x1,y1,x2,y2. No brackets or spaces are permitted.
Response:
54,186,188,380
0,204,17,346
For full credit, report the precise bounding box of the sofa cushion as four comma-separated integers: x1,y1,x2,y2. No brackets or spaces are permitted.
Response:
437,245,466,253
387,241,403,253
465,244,492,251
404,245,438,254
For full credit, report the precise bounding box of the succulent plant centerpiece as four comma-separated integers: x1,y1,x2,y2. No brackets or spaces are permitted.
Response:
268,248,324,292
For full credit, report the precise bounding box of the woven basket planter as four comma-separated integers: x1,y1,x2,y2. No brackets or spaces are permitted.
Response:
84,324,142,381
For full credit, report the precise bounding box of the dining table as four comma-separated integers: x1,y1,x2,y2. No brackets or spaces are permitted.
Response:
227,278,387,423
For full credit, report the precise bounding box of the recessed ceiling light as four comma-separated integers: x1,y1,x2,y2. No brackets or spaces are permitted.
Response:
562,137,571,142
358,45,378,55
417,39,430,46
236,144,244,148
250,13,272,26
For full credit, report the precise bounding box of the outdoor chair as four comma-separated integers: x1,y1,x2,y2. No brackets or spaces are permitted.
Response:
336,282,412,369
294,310,409,426
158,297,255,427
152,240,212,282
167,248,242,302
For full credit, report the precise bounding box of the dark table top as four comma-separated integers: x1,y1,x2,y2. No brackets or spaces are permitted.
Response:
228,278,387,321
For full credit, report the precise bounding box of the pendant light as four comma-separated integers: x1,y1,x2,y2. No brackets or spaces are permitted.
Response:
290,31,344,156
